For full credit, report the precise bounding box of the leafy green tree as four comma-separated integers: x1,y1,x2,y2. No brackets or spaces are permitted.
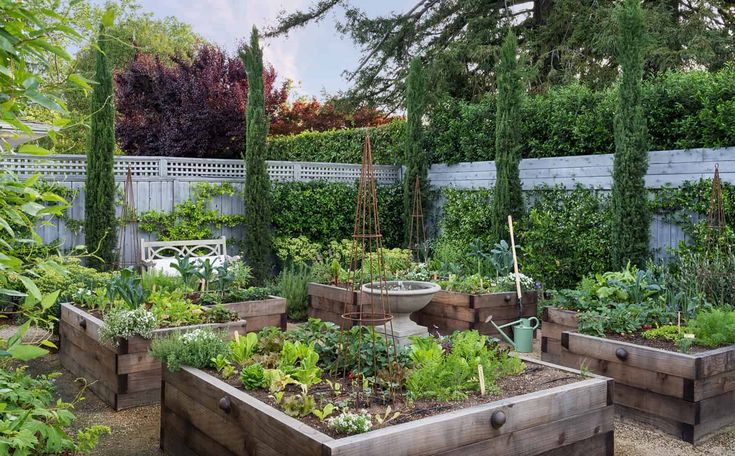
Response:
403,58,428,247
240,27,273,281
490,31,524,244
85,19,118,270
611,0,651,268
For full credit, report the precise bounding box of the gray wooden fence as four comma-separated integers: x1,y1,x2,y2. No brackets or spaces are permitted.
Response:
427,147,735,258
4,147,732,262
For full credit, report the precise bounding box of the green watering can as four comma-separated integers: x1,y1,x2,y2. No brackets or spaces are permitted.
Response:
486,317,539,353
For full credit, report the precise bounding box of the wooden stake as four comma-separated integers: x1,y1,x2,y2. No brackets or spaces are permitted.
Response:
478,364,486,395
508,216,523,317
677,311,681,329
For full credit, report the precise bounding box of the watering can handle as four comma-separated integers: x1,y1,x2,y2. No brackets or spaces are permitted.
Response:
528,317,540,330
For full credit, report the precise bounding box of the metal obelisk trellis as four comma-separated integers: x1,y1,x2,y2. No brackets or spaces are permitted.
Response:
337,133,397,403
706,163,727,251
407,175,427,263
115,167,141,269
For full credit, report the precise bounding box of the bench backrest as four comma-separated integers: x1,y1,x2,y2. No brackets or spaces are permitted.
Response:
141,236,228,275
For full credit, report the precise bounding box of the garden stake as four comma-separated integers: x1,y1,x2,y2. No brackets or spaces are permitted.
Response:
478,364,486,395
507,215,523,318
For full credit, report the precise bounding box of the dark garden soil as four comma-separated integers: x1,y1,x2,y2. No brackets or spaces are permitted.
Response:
211,363,580,438
605,333,713,354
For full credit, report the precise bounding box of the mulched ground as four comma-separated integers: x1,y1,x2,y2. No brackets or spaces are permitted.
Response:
604,333,712,354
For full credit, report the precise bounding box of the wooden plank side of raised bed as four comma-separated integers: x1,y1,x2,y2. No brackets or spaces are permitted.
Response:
116,388,161,410
539,431,613,456
325,378,610,456
475,301,537,323
59,321,118,388
614,383,698,425
60,303,121,352
419,301,476,323
161,407,236,456
541,321,573,341
309,295,355,314
245,315,284,332
562,332,697,379
543,307,579,328
560,350,687,399
165,368,333,456
413,313,471,334
117,352,161,375
223,297,287,318
58,329,118,407
696,344,735,379
693,369,735,401
434,406,614,456
308,307,350,328
430,291,471,308
308,283,356,304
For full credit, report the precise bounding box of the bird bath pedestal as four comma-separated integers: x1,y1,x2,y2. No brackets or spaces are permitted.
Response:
361,281,441,346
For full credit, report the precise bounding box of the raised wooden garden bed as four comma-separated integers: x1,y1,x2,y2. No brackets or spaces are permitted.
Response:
223,296,287,332
307,283,537,338
540,307,579,365
160,358,614,456
540,307,735,443
59,302,248,410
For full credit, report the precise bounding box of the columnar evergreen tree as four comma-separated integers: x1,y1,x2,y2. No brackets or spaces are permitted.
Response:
85,22,117,269
403,57,428,246
490,31,524,243
240,27,273,281
611,0,650,268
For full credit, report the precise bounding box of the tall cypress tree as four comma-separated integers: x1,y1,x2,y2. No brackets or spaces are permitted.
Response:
490,30,524,243
85,23,117,270
240,27,273,281
611,0,650,268
403,57,428,246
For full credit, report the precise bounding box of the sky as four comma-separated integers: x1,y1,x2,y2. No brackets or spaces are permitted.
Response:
104,0,414,99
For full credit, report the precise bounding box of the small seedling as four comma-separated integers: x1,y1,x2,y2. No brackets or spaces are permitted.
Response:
374,405,401,425
312,403,335,421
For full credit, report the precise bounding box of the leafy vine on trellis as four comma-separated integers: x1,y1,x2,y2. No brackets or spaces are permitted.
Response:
138,182,246,241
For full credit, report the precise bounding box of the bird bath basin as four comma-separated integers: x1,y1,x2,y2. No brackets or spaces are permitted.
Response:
361,281,440,345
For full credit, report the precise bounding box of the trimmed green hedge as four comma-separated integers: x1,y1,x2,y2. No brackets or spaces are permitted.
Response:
273,181,403,248
265,68,734,165
429,67,735,163
267,121,405,165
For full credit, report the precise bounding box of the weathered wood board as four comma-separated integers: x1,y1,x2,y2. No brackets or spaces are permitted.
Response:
307,284,538,338
541,311,735,444
160,358,614,455
223,296,287,332
60,302,259,410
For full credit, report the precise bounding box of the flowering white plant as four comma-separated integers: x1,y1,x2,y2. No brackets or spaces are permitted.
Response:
327,410,372,435
99,307,157,345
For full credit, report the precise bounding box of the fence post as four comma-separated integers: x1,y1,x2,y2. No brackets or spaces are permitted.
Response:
160,158,168,178
293,162,301,181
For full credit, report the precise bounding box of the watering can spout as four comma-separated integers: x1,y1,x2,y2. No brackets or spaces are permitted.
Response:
484,316,539,353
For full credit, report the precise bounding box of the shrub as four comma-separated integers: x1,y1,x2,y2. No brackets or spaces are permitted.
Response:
150,328,228,371
99,307,157,345
688,309,735,347
278,264,313,320
268,121,405,164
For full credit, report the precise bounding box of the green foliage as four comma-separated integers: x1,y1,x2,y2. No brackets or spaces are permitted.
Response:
107,268,149,309
240,363,266,389
272,181,404,248
610,0,650,268
403,58,429,245
688,309,735,347
139,182,245,241
85,24,118,270
278,264,313,320
522,186,613,288
642,325,684,342
427,67,735,165
268,121,405,164
230,331,258,365
436,188,494,247
273,236,323,266
150,328,228,371
0,368,109,455
405,331,524,401
99,307,157,345
491,30,525,244
241,27,273,282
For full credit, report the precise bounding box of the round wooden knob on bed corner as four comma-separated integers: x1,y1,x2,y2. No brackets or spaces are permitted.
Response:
219,396,232,413
615,347,628,361
504,295,512,302
79,319,87,329
490,410,506,429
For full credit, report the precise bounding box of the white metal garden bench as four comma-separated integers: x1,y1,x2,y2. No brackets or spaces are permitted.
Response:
140,236,235,275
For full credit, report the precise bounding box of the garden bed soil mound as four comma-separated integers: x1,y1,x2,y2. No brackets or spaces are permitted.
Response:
210,363,580,438
605,333,712,354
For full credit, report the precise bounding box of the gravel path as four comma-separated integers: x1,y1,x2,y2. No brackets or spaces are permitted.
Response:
11,330,735,455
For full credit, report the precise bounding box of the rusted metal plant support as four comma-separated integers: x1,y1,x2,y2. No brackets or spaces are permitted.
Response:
115,167,141,270
337,134,397,403
408,175,427,263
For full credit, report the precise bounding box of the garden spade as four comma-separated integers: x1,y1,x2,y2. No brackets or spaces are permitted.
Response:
507,215,523,318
